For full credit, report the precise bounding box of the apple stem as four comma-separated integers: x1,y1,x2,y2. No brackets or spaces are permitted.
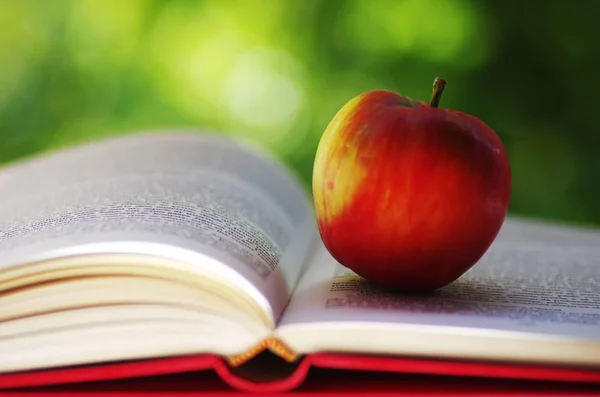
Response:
429,77,447,108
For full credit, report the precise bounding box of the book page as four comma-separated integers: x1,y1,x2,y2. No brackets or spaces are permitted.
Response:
278,217,600,340
0,131,316,320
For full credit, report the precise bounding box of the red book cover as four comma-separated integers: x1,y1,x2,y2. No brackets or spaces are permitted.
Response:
2,352,600,395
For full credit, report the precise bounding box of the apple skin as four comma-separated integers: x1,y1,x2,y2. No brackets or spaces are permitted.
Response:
312,86,511,292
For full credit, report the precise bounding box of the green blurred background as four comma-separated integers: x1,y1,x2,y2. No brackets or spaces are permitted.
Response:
1,0,599,226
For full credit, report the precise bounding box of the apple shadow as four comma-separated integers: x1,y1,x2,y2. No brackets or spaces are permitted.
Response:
321,274,526,317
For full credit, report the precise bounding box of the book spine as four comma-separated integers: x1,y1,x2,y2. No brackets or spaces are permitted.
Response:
226,337,298,367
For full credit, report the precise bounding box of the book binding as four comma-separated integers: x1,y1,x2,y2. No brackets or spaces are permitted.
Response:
226,337,298,367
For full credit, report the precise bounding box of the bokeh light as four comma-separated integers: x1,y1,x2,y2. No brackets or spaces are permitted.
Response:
0,0,599,226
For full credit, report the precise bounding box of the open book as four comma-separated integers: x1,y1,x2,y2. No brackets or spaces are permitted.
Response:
1,131,600,393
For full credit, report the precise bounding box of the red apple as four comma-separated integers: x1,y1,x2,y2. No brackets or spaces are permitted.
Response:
312,78,511,292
